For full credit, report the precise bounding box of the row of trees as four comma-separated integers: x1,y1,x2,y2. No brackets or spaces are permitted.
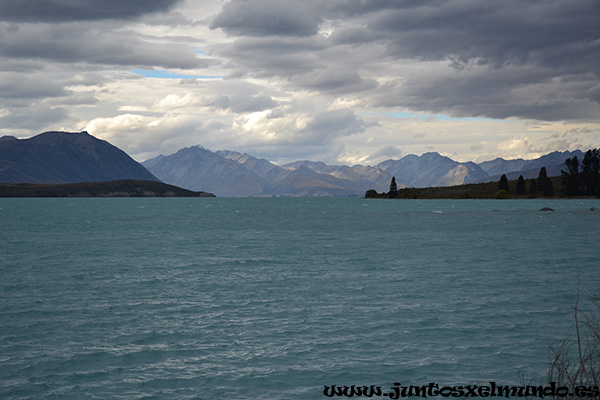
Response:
499,149,600,197
498,167,554,197
561,149,600,196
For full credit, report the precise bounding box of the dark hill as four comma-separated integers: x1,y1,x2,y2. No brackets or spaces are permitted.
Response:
0,180,215,197
0,131,159,184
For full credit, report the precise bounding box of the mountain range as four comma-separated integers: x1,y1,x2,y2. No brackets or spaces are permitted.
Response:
143,146,585,197
142,146,386,197
475,151,585,182
0,131,587,197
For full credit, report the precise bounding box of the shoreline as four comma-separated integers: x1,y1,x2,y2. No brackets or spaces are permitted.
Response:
0,180,215,198
365,176,600,200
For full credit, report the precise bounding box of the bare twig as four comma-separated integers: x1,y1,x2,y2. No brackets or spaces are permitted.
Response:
548,278,600,399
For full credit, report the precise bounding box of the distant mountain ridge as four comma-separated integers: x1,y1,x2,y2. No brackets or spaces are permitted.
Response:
143,145,587,197
473,150,585,183
281,160,394,192
143,146,391,197
376,152,488,188
0,131,159,184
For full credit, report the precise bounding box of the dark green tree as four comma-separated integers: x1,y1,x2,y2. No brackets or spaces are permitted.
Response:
562,150,600,196
389,177,398,198
581,149,599,195
494,190,510,199
538,167,549,194
562,156,581,196
516,175,526,195
498,174,509,192
529,179,537,195
365,189,378,198
543,178,554,197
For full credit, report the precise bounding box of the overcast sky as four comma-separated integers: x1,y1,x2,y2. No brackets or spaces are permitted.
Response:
1,0,599,164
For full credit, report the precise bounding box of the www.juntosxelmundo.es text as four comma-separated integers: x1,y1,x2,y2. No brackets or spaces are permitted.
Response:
324,382,600,398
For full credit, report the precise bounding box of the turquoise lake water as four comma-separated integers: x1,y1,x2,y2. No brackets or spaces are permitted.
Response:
1,197,599,399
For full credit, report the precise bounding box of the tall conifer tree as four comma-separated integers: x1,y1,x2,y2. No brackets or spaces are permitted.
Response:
538,167,549,194
543,178,554,197
498,174,509,192
529,179,537,195
516,175,525,195
389,177,398,198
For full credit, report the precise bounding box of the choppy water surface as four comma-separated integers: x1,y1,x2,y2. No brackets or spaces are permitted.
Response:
1,198,599,399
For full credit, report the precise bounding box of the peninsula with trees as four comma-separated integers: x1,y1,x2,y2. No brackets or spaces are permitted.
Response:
365,149,600,199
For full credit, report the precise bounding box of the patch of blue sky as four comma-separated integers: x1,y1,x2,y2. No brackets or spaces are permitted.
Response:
132,69,221,79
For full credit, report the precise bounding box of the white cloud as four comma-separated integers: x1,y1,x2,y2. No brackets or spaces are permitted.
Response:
153,93,203,110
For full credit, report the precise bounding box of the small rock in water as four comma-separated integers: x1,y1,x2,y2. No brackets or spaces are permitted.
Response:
539,207,555,212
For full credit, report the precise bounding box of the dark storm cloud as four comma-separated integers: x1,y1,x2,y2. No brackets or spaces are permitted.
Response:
329,0,600,70
210,0,321,37
0,0,182,22
214,34,376,94
295,68,377,94
0,23,204,69
209,0,600,121
370,62,600,121
378,2,597,69
0,72,69,99
216,36,327,78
